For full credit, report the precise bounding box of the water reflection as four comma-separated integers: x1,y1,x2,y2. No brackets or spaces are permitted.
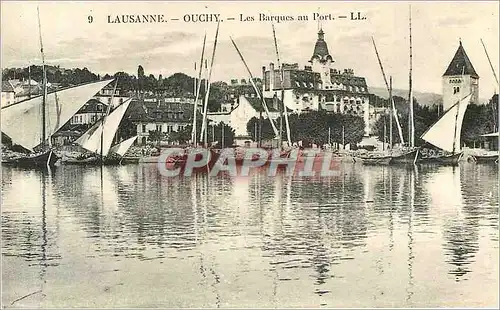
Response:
1,162,498,307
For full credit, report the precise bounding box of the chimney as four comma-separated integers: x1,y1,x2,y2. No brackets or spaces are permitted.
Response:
262,66,266,93
269,62,275,91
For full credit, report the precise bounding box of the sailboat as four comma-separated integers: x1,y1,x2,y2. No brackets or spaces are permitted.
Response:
1,7,114,168
1,80,114,167
365,37,415,166
419,93,472,164
62,98,137,165
163,23,222,172
391,7,419,165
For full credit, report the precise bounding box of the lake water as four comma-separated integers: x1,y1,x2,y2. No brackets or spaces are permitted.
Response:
1,163,498,308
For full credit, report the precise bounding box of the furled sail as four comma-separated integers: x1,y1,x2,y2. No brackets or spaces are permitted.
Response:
1,80,113,151
75,98,131,157
421,93,472,153
109,135,137,157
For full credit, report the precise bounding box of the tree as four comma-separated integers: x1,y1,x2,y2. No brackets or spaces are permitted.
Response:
246,110,365,147
211,123,236,147
148,130,164,146
138,65,145,92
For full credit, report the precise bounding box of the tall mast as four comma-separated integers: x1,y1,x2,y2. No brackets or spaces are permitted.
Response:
194,62,197,104
408,5,415,147
28,66,32,99
372,37,405,145
272,24,291,147
100,79,118,161
200,21,220,145
37,6,47,147
481,39,499,91
230,36,279,137
389,76,393,150
192,34,207,147
480,38,500,158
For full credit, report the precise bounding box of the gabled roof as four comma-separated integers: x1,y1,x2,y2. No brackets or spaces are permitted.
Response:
77,98,108,113
443,41,479,78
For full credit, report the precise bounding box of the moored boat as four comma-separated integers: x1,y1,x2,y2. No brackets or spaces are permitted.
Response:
471,154,498,163
2,150,59,168
418,151,463,165
355,155,392,165
419,93,472,165
1,80,114,168
62,99,136,166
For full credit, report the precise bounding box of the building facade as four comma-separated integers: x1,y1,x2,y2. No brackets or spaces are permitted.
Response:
1,81,15,107
70,99,108,125
261,28,372,136
93,85,130,108
126,100,197,145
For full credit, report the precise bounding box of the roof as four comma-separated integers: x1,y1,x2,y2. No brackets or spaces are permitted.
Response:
443,41,479,78
126,100,198,123
330,74,368,87
14,85,42,97
1,81,14,92
76,98,108,113
245,97,291,113
52,130,81,137
310,29,333,63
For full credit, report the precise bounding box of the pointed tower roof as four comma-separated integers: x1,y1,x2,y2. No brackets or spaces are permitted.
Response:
443,41,479,78
310,28,333,63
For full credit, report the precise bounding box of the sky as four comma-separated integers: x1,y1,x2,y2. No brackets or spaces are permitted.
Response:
1,1,499,99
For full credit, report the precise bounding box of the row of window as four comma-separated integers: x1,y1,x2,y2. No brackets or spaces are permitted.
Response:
141,124,186,133
154,112,184,119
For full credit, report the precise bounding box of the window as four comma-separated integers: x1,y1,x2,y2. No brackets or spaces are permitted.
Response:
453,86,460,94
119,98,123,104
142,124,146,132
108,98,112,104
156,124,161,131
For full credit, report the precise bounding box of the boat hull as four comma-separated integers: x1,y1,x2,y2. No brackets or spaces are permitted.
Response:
355,156,392,165
61,156,125,166
472,154,498,163
390,149,419,165
417,152,462,165
3,150,59,168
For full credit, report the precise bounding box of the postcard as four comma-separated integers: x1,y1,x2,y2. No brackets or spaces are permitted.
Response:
1,1,499,308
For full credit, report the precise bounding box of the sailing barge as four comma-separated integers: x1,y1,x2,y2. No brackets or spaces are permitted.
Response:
61,98,138,166
1,80,114,168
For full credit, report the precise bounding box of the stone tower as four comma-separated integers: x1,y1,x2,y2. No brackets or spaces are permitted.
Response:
309,28,334,89
442,40,479,111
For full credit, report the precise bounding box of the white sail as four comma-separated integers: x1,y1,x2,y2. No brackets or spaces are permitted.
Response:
1,80,113,151
109,135,137,157
76,98,131,157
421,93,472,153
